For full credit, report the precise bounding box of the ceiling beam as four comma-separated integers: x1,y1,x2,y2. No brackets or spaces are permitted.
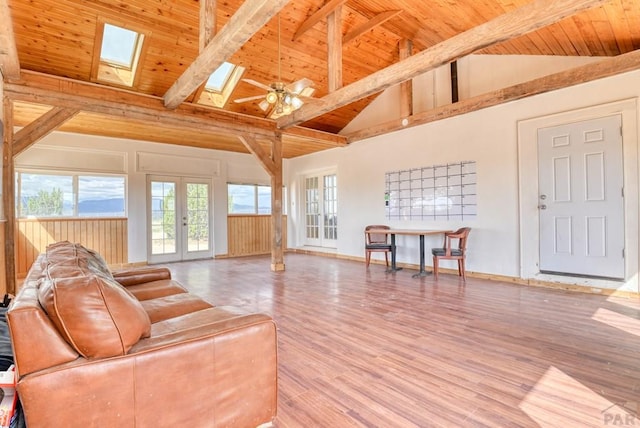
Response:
292,0,347,42
398,39,413,119
343,10,403,45
5,71,346,146
346,49,640,142
327,5,343,92
239,134,276,176
278,0,611,129
164,0,290,109
199,0,217,52
0,0,20,80
13,107,79,156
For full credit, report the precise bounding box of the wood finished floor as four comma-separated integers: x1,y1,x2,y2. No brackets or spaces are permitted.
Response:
166,254,640,427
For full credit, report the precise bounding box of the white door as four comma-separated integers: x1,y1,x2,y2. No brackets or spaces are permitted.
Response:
304,173,337,247
537,115,624,279
148,176,213,263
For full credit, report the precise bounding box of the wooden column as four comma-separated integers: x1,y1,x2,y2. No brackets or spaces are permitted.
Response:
2,96,15,294
0,75,5,295
270,132,284,271
399,39,413,119
238,133,285,271
327,6,343,92
199,0,217,52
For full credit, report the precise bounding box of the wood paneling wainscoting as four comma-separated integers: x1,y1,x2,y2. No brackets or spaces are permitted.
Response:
16,218,128,277
227,215,287,257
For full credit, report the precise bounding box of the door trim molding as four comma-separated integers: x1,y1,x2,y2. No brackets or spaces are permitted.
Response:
517,98,639,291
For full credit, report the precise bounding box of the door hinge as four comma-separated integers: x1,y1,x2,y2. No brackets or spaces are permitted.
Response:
623,248,625,258
622,187,625,197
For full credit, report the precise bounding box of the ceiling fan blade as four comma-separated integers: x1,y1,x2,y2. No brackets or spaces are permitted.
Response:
242,78,273,92
258,99,271,112
297,94,320,103
286,78,313,94
233,95,267,104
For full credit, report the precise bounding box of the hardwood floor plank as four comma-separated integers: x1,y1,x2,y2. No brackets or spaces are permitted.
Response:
166,254,640,427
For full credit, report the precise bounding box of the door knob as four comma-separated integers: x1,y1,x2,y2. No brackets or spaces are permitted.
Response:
539,204,547,210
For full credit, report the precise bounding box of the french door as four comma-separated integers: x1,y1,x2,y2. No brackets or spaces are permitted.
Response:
304,172,337,247
537,115,624,279
148,175,213,263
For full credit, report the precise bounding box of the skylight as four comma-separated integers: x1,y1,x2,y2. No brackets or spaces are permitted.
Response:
100,24,141,69
197,62,245,108
92,20,146,88
205,62,235,92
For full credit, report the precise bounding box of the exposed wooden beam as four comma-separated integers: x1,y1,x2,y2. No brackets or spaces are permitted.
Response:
399,39,413,119
4,71,347,147
239,134,276,175
0,0,20,80
278,0,611,129
327,5,343,92
13,107,79,156
343,10,403,45
2,97,15,294
292,0,347,42
346,48,640,142
199,0,217,52
164,0,290,109
238,133,285,271
270,132,284,272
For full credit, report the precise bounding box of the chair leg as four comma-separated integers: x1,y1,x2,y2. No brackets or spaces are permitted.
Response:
384,252,389,267
433,256,439,280
460,258,466,281
366,251,370,267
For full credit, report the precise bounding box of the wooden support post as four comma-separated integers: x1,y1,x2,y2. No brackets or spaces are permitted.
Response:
270,132,285,271
200,0,217,52
238,133,285,271
399,39,413,119
327,5,343,92
2,97,15,294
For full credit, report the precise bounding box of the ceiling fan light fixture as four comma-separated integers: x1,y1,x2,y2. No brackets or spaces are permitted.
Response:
266,91,278,104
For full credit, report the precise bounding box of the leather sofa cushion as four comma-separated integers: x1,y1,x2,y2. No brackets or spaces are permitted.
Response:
45,241,114,280
124,279,187,301
38,274,151,359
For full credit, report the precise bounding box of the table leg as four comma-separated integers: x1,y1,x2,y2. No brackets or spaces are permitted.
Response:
387,233,402,273
412,234,430,278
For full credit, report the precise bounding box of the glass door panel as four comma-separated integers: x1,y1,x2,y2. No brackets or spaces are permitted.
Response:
148,176,212,263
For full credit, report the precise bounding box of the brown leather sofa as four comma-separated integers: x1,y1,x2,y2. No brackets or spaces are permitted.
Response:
7,241,277,427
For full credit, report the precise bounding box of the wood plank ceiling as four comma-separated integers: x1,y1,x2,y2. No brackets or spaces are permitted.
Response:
3,0,640,158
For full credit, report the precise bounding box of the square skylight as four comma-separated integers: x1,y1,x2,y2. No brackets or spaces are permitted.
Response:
205,62,236,93
101,24,141,68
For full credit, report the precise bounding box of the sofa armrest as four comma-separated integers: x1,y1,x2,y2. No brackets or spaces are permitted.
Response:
17,312,278,428
112,266,172,286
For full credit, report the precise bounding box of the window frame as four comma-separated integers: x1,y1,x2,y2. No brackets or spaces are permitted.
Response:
227,183,286,215
15,170,128,219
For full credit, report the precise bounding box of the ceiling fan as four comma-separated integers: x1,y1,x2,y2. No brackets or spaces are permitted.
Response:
234,15,316,118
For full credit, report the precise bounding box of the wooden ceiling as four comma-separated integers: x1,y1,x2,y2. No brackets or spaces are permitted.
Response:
2,0,640,158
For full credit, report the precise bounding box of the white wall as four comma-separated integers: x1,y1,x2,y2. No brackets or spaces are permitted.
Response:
288,57,640,293
15,133,275,263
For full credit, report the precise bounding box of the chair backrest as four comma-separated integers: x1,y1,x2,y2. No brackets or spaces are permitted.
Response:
365,225,390,245
444,227,471,252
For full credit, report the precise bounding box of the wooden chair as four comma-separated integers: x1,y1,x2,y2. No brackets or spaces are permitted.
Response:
364,225,393,267
431,227,471,280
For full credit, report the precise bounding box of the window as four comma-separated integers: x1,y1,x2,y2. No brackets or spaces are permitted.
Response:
198,62,245,108
101,24,140,69
16,172,126,218
93,21,146,87
227,183,284,215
